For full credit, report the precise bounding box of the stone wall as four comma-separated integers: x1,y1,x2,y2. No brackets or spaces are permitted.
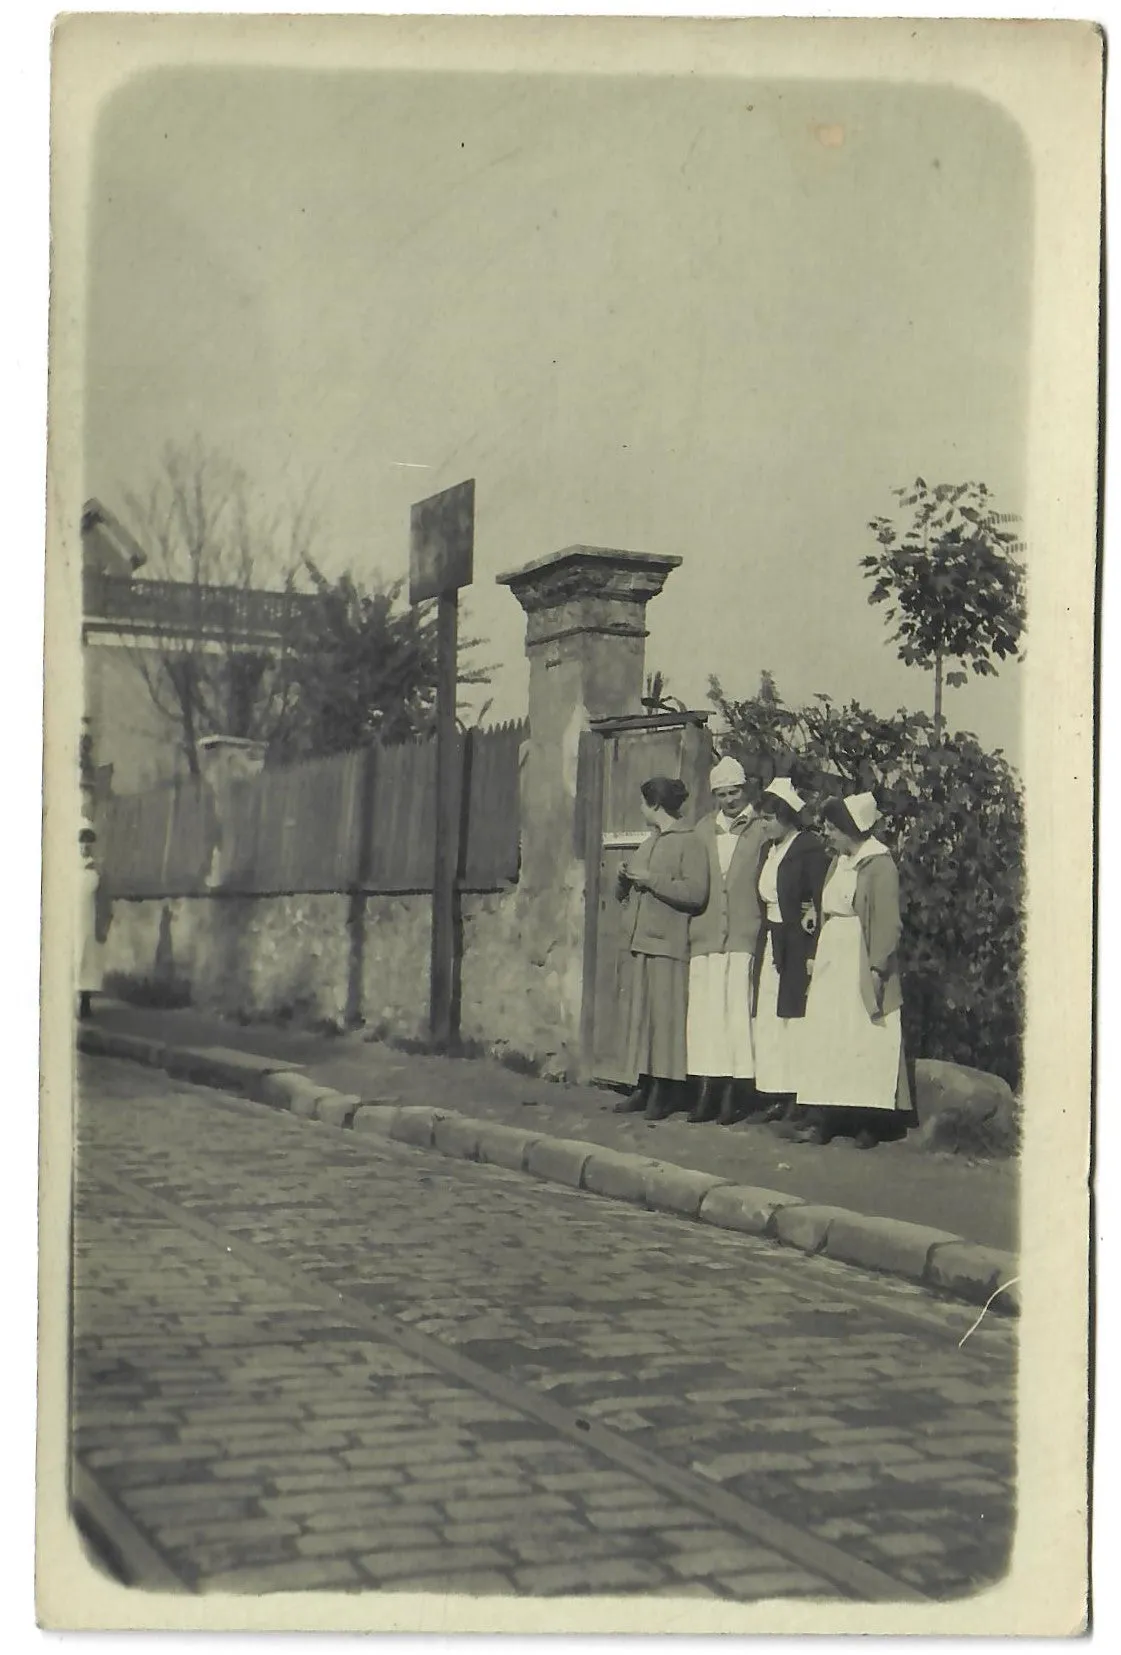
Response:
102,889,577,1078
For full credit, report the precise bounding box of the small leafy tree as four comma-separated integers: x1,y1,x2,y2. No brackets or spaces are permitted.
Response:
278,565,491,756
862,479,1025,742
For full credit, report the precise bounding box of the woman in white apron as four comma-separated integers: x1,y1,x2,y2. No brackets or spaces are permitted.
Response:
795,791,912,1149
78,827,107,1020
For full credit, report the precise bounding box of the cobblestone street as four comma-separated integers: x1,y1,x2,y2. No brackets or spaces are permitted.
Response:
71,1056,1017,1601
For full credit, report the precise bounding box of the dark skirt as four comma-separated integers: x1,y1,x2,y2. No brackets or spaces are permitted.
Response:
625,952,689,1082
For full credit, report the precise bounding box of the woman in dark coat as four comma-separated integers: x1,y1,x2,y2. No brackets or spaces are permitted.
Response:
614,776,710,1122
751,778,829,1118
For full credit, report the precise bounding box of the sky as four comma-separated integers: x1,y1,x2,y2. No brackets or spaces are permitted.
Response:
84,67,1033,762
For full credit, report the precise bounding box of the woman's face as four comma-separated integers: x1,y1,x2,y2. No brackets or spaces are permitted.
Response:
760,809,786,842
824,821,859,856
640,797,660,828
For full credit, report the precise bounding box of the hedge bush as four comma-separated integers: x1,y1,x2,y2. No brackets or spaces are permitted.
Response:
709,674,1024,1091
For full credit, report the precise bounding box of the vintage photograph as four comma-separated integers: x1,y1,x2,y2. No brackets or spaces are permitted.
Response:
39,13,1099,1635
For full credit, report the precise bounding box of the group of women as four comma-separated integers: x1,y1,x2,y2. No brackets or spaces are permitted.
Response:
614,768,911,1149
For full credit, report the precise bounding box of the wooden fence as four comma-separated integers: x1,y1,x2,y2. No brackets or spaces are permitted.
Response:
100,721,526,899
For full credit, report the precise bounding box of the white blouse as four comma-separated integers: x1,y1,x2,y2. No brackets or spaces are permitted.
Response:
758,832,796,924
714,809,752,876
823,836,890,918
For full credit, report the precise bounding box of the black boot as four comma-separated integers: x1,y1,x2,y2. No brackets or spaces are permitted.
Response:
795,1107,835,1145
644,1078,681,1121
731,1079,761,1122
688,1078,722,1124
613,1076,650,1114
759,1093,791,1124
717,1079,743,1126
78,992,91,1022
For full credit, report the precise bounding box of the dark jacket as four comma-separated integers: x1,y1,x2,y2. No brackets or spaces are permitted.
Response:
617,823,710,962
688,812,770,958
751,829,829,1019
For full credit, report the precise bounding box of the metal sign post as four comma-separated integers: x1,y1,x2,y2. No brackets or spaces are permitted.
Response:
410,479,475,1047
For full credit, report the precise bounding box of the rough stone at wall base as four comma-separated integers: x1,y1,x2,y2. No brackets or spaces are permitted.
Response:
913,1058,1019,1157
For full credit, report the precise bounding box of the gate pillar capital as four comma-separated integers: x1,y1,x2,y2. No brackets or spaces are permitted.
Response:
498,545,681,727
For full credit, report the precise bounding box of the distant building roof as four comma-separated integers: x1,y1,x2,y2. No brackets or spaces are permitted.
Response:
81,498,148,577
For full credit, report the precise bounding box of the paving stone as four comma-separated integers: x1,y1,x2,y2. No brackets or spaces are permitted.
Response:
403,1476,529,1504
584,1505,710,1532
513,1557,667,1594
667,1544,798,1579
297,1524,441,1557
714,1569,831,1598
442,1494,575,1524
389,1569,514,1594
694,1451,814,1479
360,1545,509,1581
793,1472,879,1495
805,1442,922,1467
270,1468,405,1494
202,1557,360,1592
871,1532,948,1559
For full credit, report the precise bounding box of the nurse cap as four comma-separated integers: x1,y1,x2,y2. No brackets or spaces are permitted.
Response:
762,777,805,813
843,791,881,834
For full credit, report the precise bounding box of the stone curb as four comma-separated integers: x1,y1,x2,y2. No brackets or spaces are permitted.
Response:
80,1026,1019,1317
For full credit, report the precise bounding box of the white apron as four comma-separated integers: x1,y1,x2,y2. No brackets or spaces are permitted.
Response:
79,863,106,994
687,815,755,1078
687,953,755,1078
798,847,909,1114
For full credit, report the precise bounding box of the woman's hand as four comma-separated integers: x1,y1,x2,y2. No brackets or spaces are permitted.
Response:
800,903,818,936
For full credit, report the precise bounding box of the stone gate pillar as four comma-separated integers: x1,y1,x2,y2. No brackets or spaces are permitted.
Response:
496,546,681,1075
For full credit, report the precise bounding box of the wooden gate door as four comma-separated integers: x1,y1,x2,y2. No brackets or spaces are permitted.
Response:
580,712,714,1084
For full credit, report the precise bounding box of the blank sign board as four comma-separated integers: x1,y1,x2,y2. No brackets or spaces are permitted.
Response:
409,479,475,604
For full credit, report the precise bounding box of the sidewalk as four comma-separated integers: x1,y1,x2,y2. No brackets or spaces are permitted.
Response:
84,1001,1018,1256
